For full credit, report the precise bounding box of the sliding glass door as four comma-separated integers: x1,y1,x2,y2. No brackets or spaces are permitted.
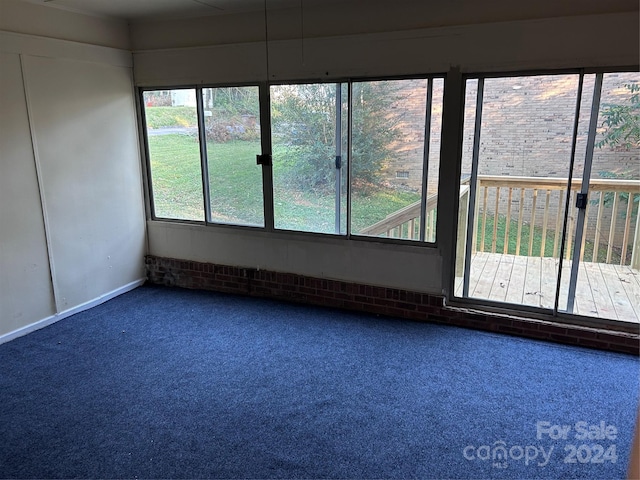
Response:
558,72,640,322
456,71,640,324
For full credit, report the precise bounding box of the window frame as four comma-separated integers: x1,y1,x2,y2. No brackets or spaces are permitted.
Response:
446,66,640,333
138,72,449,249
140,86,205,224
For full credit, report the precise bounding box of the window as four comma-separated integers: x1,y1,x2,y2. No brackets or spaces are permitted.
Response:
141,76,443,243
143,89,203,221
351,78,443,242
202,86,263,226
271,83,348,234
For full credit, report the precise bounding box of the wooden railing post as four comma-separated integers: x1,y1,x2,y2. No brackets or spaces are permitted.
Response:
632,202,640,270
456,186,470,276
357,176,639,268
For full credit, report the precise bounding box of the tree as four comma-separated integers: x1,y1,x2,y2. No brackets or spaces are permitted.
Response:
596,82,640,150
594,82,640,219
271,82,404,192
351,82,403,190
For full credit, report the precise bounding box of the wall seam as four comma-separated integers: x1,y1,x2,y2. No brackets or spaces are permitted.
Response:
131,79,151,258
18,53,61,314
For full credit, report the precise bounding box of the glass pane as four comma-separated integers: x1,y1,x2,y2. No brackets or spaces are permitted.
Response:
454,79,479,296
564,72,640,322
351,79,432,241
143,89,203,221
555,74,596,313
203,86,263,227
271,83,343,234
459,75,581,311
425,78,444,243
339,83,349,235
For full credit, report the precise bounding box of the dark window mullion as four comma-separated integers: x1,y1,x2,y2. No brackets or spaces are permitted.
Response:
138,89,157,220
346,82,353,238
335,82,343,235
462,78,484,298
259,82,275,231
419,78,434,242
196,87,212,223
560,72,597,315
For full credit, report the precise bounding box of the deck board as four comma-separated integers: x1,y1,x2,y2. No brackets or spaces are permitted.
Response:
582,262,619,321
612,264,640,321
474,256,500,299
522,257,542,307
505,255,527,305
540,257,557,310
462,253,639,323
488,254,514,302
573,262,597,317
598,263,637,322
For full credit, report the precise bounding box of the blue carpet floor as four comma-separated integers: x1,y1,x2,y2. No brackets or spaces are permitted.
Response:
0,285,638,479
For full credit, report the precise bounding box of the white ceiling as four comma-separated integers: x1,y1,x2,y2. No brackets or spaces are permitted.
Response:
24,0,300,21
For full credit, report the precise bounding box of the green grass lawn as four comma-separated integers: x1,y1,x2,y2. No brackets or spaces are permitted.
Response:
476,213,626,264
476,214,558,257
208,141,264,225
147,134,203,220
145,106,197,129
147,134,632,260
351,189,420,234
147,134,420,233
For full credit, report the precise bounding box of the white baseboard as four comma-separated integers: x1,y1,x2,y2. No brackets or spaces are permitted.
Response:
0,278,146,345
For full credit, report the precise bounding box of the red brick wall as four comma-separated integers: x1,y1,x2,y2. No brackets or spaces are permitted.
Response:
146,255,638,355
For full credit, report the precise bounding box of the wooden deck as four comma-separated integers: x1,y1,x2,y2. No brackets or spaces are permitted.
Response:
455,252,640,323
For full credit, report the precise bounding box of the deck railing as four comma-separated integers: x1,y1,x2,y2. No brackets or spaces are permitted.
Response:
359,194,436,240
360,186,470,242
472,176,640,268
360,186,470,275
361,176,640,269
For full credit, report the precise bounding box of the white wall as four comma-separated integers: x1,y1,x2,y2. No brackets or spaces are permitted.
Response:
148,222,442,292
0,30,146,340
0,52,56,334
0,0,130,50
129,0,638,51
133,13,639,86
132,3,638,296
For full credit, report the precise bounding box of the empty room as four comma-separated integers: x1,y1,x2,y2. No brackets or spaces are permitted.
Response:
1,0,639,478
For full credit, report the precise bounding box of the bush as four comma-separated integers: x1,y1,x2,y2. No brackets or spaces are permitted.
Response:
204,115,260,143
272,82,404,192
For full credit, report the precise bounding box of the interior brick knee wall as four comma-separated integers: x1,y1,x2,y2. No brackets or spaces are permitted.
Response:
145,255,638,355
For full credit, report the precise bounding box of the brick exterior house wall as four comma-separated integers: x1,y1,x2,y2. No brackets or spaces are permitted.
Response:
382,73,638,256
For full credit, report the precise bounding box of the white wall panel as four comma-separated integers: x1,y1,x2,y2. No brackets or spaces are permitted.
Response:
0,0,130,50
0,52,55,336
133,13,639,86
134,43,266,87
129,0,638,52
22,55,146,312
147,222,442,293
0,31,132,68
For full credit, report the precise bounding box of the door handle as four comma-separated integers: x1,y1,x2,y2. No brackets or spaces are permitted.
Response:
256,154,272,166
576,192,588,209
